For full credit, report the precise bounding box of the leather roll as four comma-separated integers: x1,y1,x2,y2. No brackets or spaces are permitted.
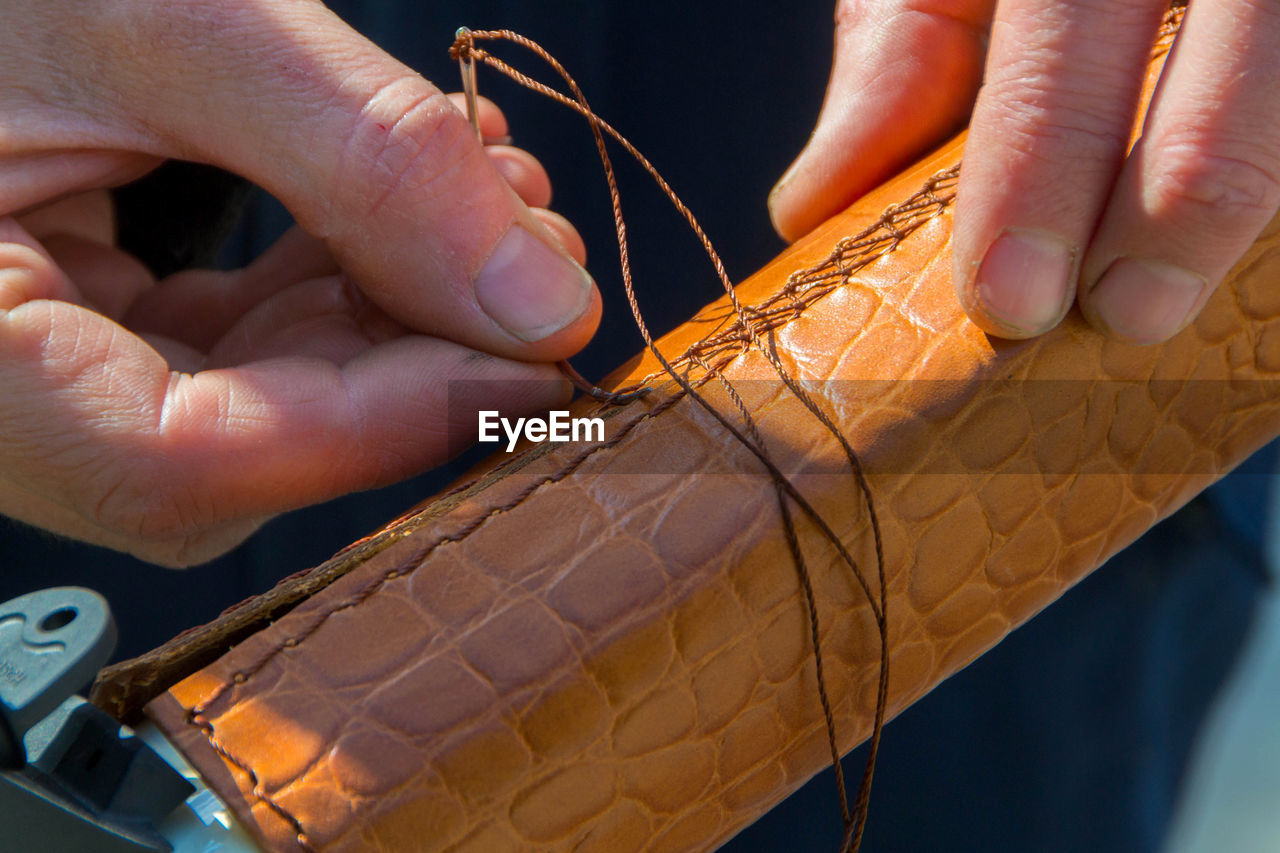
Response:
95,9,1280,851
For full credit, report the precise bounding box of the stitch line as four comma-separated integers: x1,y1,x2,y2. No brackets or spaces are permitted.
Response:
184,711,316,852
181,392,703,846
628,166,960,389
186,390,687,723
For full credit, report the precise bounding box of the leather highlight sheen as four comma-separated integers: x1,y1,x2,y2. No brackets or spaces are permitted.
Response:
96,11,1280,851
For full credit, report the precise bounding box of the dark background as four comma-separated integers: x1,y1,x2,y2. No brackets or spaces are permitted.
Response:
2,2,1269,850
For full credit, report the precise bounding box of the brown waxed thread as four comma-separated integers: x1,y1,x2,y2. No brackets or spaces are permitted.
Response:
111,5,1190,841
451,30,889,850
448,6,1188,844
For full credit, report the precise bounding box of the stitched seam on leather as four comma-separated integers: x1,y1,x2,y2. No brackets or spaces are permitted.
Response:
625,166,961,389
189,390,686,717
180,392,692,839
184,713,316,852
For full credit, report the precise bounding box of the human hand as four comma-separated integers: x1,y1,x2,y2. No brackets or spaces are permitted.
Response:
0,0,599,566
768,0,1279,344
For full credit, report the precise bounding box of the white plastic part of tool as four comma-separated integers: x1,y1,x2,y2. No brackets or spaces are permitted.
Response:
133,721,260,852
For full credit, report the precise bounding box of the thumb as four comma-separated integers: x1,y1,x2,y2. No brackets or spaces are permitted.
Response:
767,0,993,243
94,1,600,361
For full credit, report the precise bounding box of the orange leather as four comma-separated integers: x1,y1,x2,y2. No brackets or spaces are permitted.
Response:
96,10,1280,851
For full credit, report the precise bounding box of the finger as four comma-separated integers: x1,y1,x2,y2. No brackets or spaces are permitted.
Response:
82,0,599,360
16,190,115,245
204,275,404,368
125,226,338,349
0,487,269,571
136,333,206,373
17,191,154,320
42,234,155,320
768,0,994,242
485,145,553,209
952,0,1169,338
0,151,159,218
444,92,510,142
0,296,570,566
0,218,82,310
533,209,587,266
1079,0,1280,344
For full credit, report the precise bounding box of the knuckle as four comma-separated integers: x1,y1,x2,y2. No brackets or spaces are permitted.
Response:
978,74,1131,172
116,0,243,62
1149,141,1280,226
331,81,476,220
833,0,873,34
838,0,989,33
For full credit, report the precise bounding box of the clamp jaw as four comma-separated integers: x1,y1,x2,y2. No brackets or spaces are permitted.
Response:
0,587,248,852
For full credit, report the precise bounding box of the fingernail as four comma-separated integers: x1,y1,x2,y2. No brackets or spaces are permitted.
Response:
767,166,798,237
1087,257,1207,344
769,157,800,206
968,228,1078,337
768,146,814,239
0,267,37,310
475,225,594,342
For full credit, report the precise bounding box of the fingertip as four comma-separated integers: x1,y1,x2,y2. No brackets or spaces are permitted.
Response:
958,228,1078,339
41,233,155,320
0,267,48,313
767,159,814,244
532,208,587,265
1082,257,1209,345
767,121,873,243
0,220,80,310
474,223,600,355
771,0,990,242
444,92,509,138
515,275,603,361
15,190,116,245
486,145,553,208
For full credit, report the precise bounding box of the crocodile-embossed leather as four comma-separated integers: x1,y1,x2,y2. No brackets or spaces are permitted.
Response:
99,13,1280,851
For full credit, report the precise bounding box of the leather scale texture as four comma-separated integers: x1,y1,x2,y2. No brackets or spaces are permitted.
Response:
103,12,1280,851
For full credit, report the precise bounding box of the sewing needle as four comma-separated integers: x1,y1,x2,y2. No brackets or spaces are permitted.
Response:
453,27,648,407
456,27,483,143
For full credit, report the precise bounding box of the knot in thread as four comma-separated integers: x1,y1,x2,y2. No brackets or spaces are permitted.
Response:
449,27,478,63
